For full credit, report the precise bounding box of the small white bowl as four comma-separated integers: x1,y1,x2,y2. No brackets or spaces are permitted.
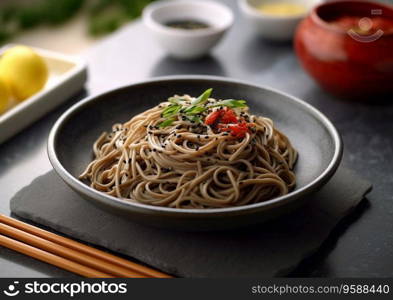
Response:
143,0,233,59
239,0,322,41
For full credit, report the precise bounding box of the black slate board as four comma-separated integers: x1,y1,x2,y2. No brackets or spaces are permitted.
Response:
10,167,371,277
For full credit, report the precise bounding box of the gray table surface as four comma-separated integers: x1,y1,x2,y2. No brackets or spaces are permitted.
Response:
1,0,392,277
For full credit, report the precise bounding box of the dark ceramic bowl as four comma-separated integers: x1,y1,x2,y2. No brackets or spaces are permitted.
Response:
48,76,343,231
295,0,393,99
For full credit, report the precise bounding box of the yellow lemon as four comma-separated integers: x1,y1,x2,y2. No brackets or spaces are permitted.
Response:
0,45,48,101
0,77,11,114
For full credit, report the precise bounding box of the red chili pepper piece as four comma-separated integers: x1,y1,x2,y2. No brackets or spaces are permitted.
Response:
220,107,238,124
228,123,249,138
205,107,252,138
205,110,222,125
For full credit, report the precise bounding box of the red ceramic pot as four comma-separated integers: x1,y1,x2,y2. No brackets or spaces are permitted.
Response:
295,0,393,99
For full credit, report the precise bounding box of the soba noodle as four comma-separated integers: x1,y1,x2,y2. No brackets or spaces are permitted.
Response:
79,90,298,209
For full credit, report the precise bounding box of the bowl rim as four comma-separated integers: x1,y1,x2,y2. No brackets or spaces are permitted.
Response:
310,0,393,36
48,75,343,216
142,0,234,37
238,0,322,21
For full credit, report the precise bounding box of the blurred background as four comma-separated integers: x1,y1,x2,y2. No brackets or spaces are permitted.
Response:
0,0,157,54
1,0,392,54
0,0,392,99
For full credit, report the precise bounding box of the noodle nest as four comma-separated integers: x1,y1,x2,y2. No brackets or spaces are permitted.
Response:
80,91,298,209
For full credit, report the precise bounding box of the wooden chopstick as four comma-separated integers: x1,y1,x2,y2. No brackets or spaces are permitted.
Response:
0,222,146,278
0,234,114,278
0,215,172,278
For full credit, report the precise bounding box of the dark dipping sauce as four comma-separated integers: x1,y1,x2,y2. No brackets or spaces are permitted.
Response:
165,19,210,30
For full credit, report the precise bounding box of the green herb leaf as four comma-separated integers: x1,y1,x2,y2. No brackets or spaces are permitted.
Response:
168,97,185,104
208,99,247,109
191,88,213,105
162,104,181,118
187,115,202,123
184,105,206,115
158,118,175,128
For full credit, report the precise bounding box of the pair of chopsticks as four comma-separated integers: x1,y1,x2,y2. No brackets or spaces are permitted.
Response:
0,214,172,278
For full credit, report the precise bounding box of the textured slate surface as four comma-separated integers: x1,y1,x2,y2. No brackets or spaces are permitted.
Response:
10,166,371,278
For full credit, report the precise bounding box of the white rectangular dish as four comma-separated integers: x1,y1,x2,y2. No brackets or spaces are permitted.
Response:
0,44,87,144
